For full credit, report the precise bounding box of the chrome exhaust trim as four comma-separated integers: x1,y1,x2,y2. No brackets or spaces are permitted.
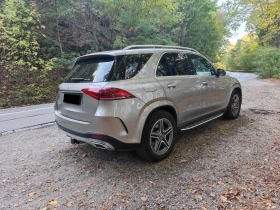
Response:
59,129,114,150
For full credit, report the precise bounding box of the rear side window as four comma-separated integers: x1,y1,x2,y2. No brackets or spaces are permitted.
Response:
113,54,152,80
64,54,152,83
156,53,196,77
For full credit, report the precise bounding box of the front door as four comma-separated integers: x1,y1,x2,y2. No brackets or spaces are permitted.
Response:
155,52,203,125
188,54,228,116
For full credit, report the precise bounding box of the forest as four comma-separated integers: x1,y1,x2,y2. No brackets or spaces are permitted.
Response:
0,0,279,108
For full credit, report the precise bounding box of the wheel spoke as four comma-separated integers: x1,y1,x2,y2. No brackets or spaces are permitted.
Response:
151,132,158,139
164,127,172,137
159,119,164,133
155,139,162,153
161,137,170,149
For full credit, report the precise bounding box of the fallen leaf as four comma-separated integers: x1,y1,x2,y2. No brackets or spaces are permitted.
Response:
141,197,148,202
48,200,58,206
14,203,19,207
2,178,9,183
218,181,225,185
29,192,36,197
81,153,87,157
194,194,202,201
149,181,156,186
89,200,94,204
260,197,271,207
193,178,200,182
220,195,227,203
46,180,52,183
180,159,187,163
78,202,86,206
63,202,72,207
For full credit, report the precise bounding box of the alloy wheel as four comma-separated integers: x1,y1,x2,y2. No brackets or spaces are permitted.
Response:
231,94,240,116
150,118,173,156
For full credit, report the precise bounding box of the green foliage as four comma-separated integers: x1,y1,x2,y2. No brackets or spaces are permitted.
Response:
0,0,53,71
225,36,280,78
0,65,68,108
53,53,79,69
254,47,280,78
223,0,279,78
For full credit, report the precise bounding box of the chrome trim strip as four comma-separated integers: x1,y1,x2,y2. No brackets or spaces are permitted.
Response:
123,45,198,52
180,113,223,131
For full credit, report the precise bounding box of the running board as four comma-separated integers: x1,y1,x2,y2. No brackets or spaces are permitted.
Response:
180,113,223,131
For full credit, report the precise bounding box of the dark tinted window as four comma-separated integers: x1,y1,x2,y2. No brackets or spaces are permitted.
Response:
188,54,215,76
64,54,152,83
156,53,196,76
113,54,152,81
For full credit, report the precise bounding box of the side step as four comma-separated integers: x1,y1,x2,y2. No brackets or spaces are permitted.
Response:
180,113,223,131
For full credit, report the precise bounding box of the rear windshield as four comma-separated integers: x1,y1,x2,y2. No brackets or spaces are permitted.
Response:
64,54,152,83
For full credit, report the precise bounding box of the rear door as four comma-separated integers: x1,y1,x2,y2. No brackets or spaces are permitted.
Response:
155,52,203,125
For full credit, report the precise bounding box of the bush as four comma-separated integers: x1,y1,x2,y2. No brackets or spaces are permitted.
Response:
254,47,280,78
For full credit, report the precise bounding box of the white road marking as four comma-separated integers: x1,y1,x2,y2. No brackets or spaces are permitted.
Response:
0,106,53,116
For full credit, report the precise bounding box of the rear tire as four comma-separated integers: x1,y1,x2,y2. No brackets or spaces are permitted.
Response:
136,110,177,161
223,90,241,119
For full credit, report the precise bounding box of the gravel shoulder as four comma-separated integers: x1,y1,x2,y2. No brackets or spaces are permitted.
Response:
1,78,280,210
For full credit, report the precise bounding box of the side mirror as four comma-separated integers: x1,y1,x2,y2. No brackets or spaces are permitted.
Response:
217,68,226,77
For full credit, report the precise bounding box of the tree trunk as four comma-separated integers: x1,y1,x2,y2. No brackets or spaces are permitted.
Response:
55,0,63,57
87,0,99,52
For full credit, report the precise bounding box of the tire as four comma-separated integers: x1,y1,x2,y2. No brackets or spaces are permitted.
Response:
223,90,241,119
136,110,177,161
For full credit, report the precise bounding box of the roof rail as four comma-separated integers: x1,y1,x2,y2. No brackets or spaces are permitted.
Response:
123,45,198,52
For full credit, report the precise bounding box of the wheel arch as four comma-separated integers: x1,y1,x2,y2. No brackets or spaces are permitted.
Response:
234,87,242,104
135,100,178,144
146,105,178,125
227,84,242,105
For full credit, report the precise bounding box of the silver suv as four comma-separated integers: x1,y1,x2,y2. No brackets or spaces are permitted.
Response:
55,45,242,161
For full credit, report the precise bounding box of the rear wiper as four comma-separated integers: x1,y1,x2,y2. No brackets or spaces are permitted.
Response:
71,78,91,82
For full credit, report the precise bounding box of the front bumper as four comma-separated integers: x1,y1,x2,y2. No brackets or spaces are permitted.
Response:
57,123,140,151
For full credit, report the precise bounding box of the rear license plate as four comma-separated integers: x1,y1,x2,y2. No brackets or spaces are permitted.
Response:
63,94,81,105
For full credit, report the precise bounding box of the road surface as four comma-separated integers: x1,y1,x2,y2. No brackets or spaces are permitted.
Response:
0,103,54,133
0,72,258,134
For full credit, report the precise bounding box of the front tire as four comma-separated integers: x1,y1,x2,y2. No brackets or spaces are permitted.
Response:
136,110,177,161
223,90,241,119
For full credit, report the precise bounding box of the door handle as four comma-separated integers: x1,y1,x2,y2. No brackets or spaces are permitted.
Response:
167,84,176,88
202,82,208,86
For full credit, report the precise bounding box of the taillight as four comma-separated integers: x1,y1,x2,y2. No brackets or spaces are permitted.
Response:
56,87,59,94
82,88,135,100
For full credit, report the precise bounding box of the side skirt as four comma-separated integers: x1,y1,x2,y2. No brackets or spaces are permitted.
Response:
178,109,225,131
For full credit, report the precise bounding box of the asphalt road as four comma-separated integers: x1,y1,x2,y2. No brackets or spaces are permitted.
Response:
0,103,54,133
0,72,258,134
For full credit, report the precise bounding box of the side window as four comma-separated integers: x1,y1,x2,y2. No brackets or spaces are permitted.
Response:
188,54,215,76
156,53,196,76
113,54,152,80
156,53,177,76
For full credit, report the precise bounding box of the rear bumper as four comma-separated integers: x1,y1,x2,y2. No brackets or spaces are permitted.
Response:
56,122,140,151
